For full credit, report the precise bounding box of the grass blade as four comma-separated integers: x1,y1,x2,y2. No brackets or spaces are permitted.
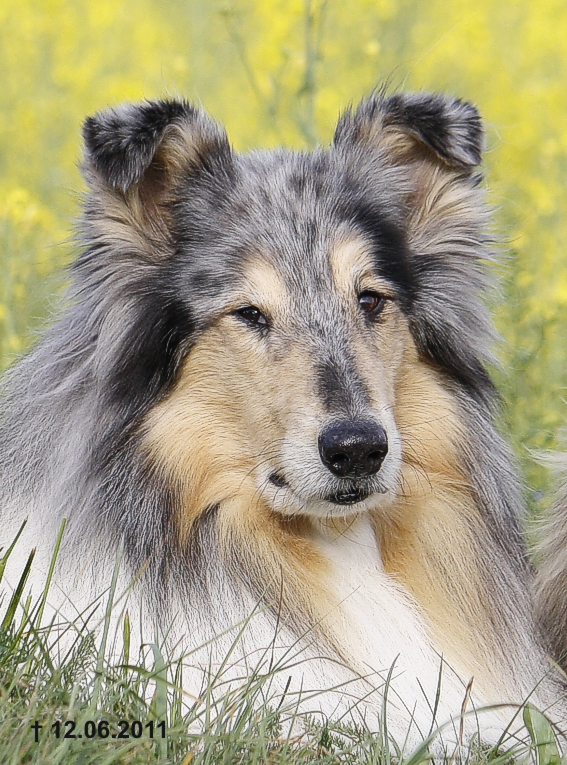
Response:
524,704,562,765
35,516,66,627
0,547,35,632
0,519,27,583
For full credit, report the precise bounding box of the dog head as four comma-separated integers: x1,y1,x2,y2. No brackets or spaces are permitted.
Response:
81,93,490,522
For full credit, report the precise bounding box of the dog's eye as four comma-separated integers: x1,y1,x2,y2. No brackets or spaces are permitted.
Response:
236,306,269,328
358,291,386,317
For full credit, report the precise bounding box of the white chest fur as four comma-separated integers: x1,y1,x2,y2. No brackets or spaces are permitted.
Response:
309,515,510,743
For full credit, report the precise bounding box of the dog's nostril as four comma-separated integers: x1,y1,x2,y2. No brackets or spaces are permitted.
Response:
318,421,388,478
330,454,349,475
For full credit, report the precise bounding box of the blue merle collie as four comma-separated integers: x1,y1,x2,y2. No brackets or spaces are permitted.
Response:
0,92,565,747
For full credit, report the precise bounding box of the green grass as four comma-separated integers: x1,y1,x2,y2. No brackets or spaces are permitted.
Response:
0,527,564,765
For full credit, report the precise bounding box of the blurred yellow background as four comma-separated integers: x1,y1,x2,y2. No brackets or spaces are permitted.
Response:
1,0,566,506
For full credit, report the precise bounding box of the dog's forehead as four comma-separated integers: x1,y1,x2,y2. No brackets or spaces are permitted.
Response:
175,145,410,315
235,149,342,244
231,149,403,289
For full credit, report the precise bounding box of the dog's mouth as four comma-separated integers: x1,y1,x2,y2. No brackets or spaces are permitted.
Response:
269,473,371,507
269,472,288,489
325,488,370,506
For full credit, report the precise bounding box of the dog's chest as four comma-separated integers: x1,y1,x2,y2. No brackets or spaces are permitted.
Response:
312,516,452,690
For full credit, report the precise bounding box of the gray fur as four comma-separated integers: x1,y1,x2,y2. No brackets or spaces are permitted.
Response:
536,456,567,669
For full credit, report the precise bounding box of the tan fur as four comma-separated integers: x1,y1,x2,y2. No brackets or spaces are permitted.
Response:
142,323,262,537
349,113,427,167
142,329,334,641
218,501,333,636
85,179,167,261
142,345,336,646
406,161,487,255
378,344,508,696
238,257,290,315
142,319,329,530
141,255,338,638
328,238,397,300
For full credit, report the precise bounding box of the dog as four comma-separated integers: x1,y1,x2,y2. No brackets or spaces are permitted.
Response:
1,91,565,749
536,458,567,673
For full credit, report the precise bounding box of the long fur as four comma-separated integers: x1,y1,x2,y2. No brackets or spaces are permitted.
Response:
0,92,565,747
536,456,567,670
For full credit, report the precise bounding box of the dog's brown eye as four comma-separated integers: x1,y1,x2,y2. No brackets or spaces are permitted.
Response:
236,306,269,327
358,291,386,317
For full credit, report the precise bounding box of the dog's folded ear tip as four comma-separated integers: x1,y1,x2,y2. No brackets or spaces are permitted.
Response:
81,99,227,192
81,100,187,191
82,99,194,141
335,90,484,169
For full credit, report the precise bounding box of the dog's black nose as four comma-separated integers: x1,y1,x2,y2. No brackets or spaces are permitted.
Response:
318,421,388,478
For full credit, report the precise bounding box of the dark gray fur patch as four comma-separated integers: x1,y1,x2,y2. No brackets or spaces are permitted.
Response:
315,356,371,414
83,100,195,191
83,99,231,192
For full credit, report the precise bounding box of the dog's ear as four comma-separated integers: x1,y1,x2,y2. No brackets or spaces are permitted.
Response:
81,100,233,253
333,92,483,169
83,99,231,193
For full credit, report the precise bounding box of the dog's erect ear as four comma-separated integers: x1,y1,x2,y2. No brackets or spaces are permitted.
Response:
335,93,492,402
333,92,483,169
82,99,231,194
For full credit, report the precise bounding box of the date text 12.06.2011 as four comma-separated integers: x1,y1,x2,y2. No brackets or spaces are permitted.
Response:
30,719,166,742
